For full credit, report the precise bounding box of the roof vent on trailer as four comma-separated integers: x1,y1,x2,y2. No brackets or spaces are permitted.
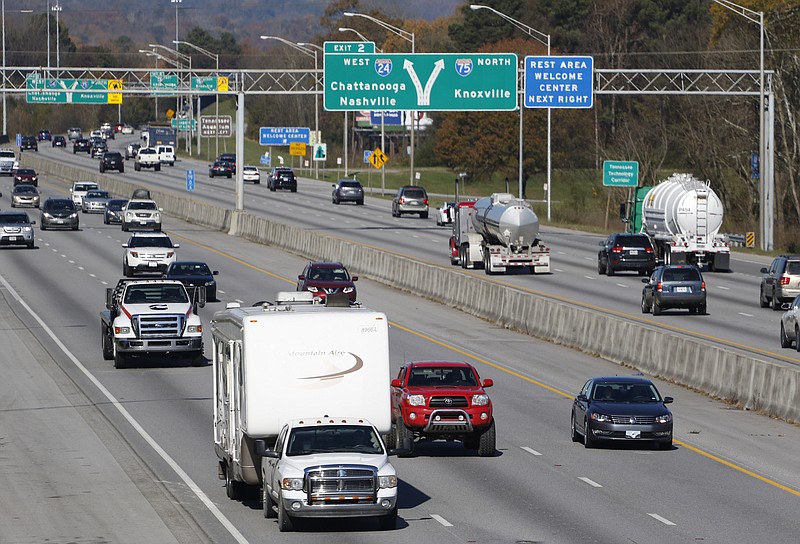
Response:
275,291,315,305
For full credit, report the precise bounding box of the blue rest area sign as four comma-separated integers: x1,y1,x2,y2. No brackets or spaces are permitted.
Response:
602,161,639,187
187,169,195,191
259,127,311,146
524,56,594,109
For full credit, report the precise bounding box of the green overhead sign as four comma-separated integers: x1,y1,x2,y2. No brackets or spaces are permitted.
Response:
323,41,375,54
150,71,178,97
324,53,518,111
191,76,217,92
25,76,111,104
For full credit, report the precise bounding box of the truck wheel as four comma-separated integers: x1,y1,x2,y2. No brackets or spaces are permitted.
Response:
396,423,415,457
101,324,113,360
262,486,277,518
225,465,245,500
277,498,294,532
113,347,127,370
155,164,161,172
478,420,496,457
378,508,397,530
772,291,782,311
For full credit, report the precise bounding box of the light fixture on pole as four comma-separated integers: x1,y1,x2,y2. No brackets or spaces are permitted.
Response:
338,27,387,195
260,36,321,179
174,40,220,159
2,4,33,135
51,1,60,72
711,0,767,250
470,4,551,214
343,11,416,186
149,43,191,151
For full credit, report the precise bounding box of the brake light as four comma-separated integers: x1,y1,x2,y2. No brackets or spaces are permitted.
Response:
645,247,653,253
656,282,663,292
399,197,405,204
611,246,623,253
780,276,790,285
423,198,428,205
701,281,706,291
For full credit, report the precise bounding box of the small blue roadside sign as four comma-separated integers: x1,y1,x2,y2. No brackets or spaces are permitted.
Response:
524,56,594,109
369,111,402,125
259,127,311,146
260,153,271,166
751,151,760,180
602,161,639,187
186,169,195,191
15,133,21,146
363,150,373,164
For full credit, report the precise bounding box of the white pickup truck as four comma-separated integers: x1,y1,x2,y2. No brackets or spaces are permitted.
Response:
258,418,399,532
0,148,18,176
134,147,161,171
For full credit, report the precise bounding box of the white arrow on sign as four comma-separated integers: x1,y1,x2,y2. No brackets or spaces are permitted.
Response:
403,59,445,106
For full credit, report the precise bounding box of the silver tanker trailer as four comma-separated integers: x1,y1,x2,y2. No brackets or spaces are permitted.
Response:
449,193,550,274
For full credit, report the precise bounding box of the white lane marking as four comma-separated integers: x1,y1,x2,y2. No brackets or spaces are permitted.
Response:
578,477,603,488
0,273,250,544
616,283,627,288
68,260,75,264
235,298,244,304
430,514,453,527
89,274,96,278
584,256,594,261
557,251,567,255
77,267,84,270
52,248,58,252
739,312,753,317
584,275,594,280
554,268,563,272
648,513,676,526
717,285,730,290
60,254,67,258
101,281,108,285
218,290,226,294
521,446,542,456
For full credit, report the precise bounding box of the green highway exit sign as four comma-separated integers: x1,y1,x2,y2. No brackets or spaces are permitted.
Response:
323,41,375,54
25,76,111,104
323,53,518,111
603,160,639,187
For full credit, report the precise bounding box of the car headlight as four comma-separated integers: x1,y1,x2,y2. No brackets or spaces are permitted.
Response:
22,227,32,232
125,212,133,218
187,325,202,333
306,286,318,293
130,251,139,257
114,326,130,334
166,251,174,258
69,213,77,218
471,394,490,406
343,286,354,293
590,412,612,422
378,475,397,489
43,212,53,219
281,478,303,491
655,414,672,424
204,280,215,286
406,394,426,406
154,213,161,220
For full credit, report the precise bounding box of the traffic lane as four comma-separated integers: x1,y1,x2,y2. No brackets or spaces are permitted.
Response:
8,206,800,543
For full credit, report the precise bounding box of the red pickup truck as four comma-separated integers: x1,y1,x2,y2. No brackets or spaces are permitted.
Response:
390,361,495,457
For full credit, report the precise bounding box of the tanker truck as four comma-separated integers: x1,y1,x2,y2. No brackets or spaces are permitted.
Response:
449,193,550,274
620,173,731,271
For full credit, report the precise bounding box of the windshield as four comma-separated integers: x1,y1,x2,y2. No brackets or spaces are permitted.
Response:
0,214,30,225
286,425,383,456
16,169,35,176
128,236,173,248
407,366,478,387
169,263,211,276
128,201,157,210
107,200,126,210
46,200,74,211
75,184,98,192
14,186,37,194
123,284,188,304
308,266,350,281
86,191,110,199
591,382,661,402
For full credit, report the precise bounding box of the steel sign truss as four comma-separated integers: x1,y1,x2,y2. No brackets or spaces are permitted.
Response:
594,69,770,96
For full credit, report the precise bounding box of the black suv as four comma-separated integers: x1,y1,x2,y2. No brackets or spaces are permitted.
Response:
90,140,108,158
20,136,38,152
641,264,707,315
760,255,800,310
268,167,297,192
100,151,124,173
73,138,91,154
331,179,364,205
217,153,236,173
598,233,656,276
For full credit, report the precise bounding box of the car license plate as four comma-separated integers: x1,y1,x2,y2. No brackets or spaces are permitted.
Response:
140,221,147,225
148,261,158,267
9,236,17,241
625,430,641,439
57,219,64,223
629,249,639,255
675,286,689,293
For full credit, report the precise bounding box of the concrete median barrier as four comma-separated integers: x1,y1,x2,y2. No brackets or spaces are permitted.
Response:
25,155,800,424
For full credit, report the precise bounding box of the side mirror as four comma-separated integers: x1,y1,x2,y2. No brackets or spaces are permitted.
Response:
298,274,305,280
122,243,129,248
261,450,280,459
577,394,588,402
173,243,180,248
390,378,402,388
212,271,219,276
482,378,493,388
30,220,36,225
642,278,649,283
663,396,674,404
197,286,207,309
332,184,337,188
352,276,359,282
159,207,164,212
760,267,768,274
105,287,114,309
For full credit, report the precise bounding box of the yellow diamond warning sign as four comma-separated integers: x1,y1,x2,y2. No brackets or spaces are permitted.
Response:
368,147,388,169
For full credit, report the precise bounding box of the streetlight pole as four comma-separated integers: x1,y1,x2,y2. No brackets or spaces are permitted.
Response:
339,27,387,195
174,39,220,159
260,36,320,179
51,1,60,72
470,4,551,213
2,0,6,136
343,12,416,186
712,0,768,250
149,43,192,152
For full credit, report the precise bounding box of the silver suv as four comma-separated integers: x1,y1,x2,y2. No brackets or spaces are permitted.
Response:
760,255,800,310
122,232,179,276
391,185,429,218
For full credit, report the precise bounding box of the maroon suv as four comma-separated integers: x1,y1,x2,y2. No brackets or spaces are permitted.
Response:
296,261,358,303
390,361,495,457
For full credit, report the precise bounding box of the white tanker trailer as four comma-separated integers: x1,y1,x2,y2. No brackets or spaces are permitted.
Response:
449,193,550,274
621,173,731,271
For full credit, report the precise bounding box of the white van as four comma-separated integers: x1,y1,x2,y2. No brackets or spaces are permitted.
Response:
156,145,175,166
